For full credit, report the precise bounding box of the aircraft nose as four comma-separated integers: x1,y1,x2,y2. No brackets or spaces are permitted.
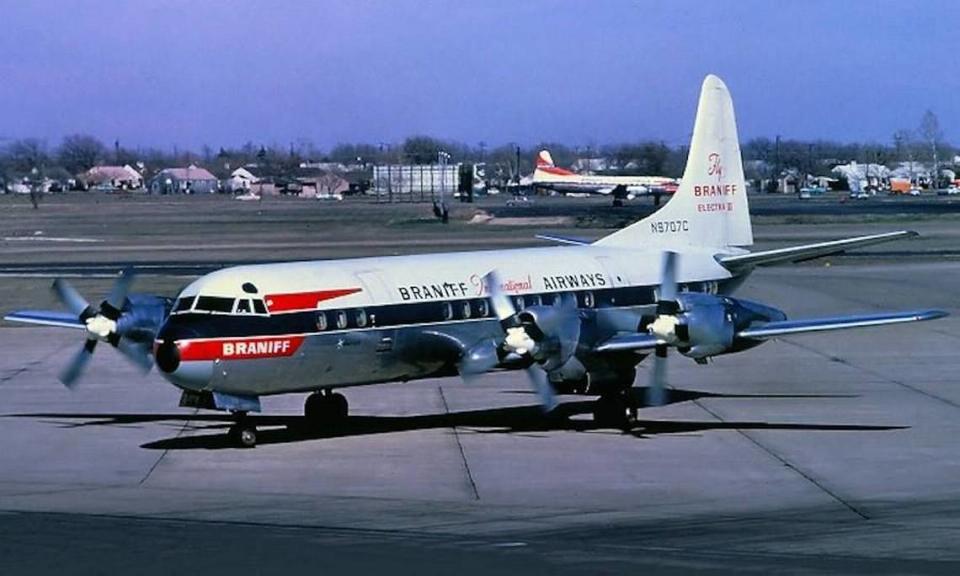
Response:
155,339,181,373
155,322,213,391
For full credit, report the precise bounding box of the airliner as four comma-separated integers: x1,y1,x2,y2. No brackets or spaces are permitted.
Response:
6,75,945,447
532,149,678,205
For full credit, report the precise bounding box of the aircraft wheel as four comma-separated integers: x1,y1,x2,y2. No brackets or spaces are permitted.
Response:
328,392,348,421
304,392,325,422
230,423,257,448
304,391,349,426
593,394,630,428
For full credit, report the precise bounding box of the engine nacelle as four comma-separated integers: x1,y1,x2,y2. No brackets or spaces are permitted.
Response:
671,293,786,360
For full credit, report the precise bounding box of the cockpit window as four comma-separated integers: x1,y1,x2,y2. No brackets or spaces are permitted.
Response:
172,296,196,313
194,296,235,314
252,299,268,314
235,299,252,314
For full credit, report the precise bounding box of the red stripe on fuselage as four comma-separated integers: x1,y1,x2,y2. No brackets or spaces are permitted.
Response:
537,166,576,176
178,336,306,361
265,288,361,313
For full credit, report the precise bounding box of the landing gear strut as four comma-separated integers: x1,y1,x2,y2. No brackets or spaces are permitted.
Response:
305,390,349,428
228,412,257,448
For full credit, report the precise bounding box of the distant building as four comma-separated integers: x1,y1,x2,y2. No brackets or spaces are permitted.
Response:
372,163,464,201
82,165,143,190
831,162,890,192
149,165,219,194
295,170,348,199
224,167,259,193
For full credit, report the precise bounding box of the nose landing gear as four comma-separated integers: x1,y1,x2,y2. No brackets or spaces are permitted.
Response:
228,414,257,448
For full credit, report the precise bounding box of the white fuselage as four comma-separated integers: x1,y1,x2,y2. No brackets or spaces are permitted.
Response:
154,244,740,396
533,168,676,195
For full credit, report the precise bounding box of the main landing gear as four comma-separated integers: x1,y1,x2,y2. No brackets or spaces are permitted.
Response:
226,391,350,448
592,392,633,428
304,390,349,428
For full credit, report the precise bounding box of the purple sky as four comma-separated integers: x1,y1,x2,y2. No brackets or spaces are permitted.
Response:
1,0,957,151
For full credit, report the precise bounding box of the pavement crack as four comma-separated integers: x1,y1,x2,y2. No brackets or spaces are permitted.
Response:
437,386,480,501
138,409,197,486
782,338,960,410
693,398,870,521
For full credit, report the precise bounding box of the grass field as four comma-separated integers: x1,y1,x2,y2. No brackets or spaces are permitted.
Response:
1,191,959,314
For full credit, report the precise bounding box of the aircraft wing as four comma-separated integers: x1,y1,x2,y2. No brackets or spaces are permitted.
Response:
734,309,946,339
719,231,916,272
4,310,84,329
595,309,946,353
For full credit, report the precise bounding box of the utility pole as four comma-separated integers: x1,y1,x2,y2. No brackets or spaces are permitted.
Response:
774,135,781,193
515,145,521,187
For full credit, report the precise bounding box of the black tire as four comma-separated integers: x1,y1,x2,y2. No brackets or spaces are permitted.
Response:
304,392,349,427
593,395,629,428
304,393,325,422
328,392,348,421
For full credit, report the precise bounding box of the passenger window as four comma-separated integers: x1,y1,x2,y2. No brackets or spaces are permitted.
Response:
235,299,252,314
316,311,328,331
252,300,268,314
477,299,489,317
355,308,368,328
461,301,471,319
527,295,542,307
581,291,595,308
513,296,525,311
335,310,348,329
548,293,562,307
441,302,454,321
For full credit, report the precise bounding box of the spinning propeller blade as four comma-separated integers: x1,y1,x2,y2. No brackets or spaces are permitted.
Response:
481,270,558,412
50,269,151,387
648,252,679,406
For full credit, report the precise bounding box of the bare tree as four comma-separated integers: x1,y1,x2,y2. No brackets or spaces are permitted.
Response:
58,134,105,174
8,138,48,174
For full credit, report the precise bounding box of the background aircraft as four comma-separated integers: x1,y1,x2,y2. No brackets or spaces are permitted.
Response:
532,149,678,206
5,75,946,447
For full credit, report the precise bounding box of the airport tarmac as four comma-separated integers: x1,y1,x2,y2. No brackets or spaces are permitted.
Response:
2,260,960,574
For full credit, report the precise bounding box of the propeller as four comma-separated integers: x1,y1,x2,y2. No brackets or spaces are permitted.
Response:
480,270,585,412
52,268,152,387
646,251,679,407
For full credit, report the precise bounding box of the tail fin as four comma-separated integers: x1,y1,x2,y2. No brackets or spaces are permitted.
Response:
536,150,555,168
595,75,753,249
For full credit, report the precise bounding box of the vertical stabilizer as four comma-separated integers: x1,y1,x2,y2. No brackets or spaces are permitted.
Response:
536,150,555,167
596,75,752,249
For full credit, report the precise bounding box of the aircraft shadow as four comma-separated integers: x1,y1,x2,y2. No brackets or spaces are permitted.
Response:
7,387,898,451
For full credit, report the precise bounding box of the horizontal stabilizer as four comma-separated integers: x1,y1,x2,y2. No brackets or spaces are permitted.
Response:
719,231,916,271
4,310,85,329
535,234,593,246
736,309,947,340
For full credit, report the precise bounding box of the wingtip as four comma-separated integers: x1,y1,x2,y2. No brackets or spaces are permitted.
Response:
919,309,949,321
